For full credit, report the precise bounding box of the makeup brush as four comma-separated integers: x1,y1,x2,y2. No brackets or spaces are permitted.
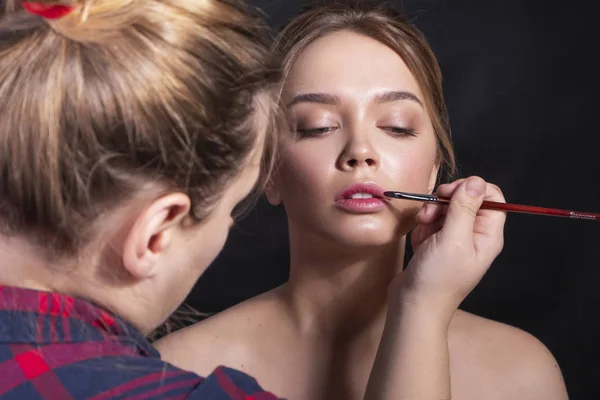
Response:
383,191,599,222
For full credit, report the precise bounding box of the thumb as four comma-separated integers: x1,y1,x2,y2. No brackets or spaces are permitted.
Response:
440,176,486,241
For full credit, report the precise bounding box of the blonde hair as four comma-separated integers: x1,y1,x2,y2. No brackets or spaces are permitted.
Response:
0,0,281,256
275,0,456,179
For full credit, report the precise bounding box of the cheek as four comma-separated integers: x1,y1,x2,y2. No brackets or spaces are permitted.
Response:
277,146,331,202
381,140,437,191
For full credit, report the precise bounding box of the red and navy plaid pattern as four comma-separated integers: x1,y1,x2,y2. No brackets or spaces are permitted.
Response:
0,285,280,399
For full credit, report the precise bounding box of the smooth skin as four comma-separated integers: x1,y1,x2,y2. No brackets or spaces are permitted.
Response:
157,31,568,400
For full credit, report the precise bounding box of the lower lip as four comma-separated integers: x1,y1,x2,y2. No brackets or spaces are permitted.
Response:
335,198,386,213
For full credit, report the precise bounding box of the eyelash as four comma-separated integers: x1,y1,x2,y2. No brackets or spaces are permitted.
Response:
295,126,417,138
295,127,336,138
381,126,418,137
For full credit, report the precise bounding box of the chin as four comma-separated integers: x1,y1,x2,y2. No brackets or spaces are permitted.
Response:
328,220,407,249
336,235,397,249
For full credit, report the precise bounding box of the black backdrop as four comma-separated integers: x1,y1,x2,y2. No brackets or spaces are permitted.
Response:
187,1,600,398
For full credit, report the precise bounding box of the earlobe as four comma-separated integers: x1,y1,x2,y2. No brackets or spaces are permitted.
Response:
122,193,191,279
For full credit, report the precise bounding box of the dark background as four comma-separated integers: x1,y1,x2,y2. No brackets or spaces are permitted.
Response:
187,1,600,399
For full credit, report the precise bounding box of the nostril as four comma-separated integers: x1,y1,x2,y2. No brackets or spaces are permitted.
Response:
342,157,377,169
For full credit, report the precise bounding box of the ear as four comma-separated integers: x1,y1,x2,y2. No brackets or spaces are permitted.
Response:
122,193,191,279
428,159,441,194
264,178,282,206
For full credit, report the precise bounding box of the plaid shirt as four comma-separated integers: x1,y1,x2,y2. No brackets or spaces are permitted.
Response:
0,285,280,399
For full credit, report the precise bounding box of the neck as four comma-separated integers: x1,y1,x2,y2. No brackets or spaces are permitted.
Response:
0,235,155,335
0,236,64,291
284,228,405,336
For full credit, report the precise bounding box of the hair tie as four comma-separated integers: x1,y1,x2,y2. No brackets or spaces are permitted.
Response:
22,2,76,19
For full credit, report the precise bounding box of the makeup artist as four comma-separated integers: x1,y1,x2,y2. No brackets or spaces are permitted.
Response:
0,0,282,398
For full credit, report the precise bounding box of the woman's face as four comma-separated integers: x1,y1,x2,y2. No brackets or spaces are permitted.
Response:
270,30,439,247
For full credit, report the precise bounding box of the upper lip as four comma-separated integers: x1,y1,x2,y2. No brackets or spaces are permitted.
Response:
336,182,386,201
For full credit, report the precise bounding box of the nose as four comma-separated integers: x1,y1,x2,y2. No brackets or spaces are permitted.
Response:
337,130,379,171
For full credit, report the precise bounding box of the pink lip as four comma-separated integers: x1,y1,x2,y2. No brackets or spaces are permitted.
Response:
335,182,387,213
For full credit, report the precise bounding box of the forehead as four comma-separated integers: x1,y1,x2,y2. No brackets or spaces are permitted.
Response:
284,30,423,100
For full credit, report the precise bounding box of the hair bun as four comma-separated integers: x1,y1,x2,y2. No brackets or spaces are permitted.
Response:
22,1,133,44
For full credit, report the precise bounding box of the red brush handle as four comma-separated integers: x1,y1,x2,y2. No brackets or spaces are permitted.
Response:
436,196,599,221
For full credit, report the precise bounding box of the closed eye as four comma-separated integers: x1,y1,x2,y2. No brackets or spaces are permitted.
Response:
380,126,417,137
296,126,337,138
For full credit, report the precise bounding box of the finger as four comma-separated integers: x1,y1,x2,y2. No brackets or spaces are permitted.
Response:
411,217,444,251
483,182,506,203
422,180,504,225
418,178,467,223
416,202,444,224
435,178,466,198
473,182,507,238
439,176,486,241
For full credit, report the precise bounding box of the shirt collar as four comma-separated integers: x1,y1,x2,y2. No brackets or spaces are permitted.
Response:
0,285,158,357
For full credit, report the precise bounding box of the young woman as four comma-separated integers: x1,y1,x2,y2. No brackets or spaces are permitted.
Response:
157,3,569,399
0,0,282,398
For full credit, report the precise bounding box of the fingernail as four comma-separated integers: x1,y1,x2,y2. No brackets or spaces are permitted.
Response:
465,178,485,198
417,205,427,217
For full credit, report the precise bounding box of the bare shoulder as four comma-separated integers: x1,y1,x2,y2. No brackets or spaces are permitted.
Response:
155,287,286,376
449,310,569,400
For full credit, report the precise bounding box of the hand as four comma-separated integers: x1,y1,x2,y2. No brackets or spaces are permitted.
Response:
390,176,506,321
